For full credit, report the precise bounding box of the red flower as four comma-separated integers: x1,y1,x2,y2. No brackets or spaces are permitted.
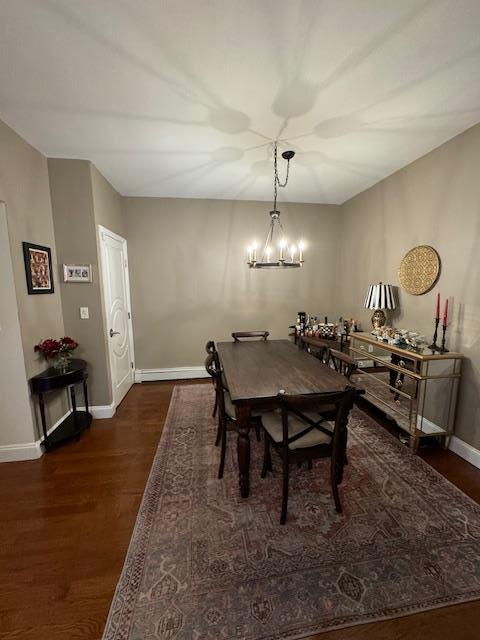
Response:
34,336,79,359
62,336,78,349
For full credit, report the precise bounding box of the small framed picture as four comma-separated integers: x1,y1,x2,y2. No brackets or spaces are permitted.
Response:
63,264,92,283
22,242,54,294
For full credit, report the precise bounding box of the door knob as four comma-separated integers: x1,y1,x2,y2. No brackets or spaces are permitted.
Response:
109,329,120,338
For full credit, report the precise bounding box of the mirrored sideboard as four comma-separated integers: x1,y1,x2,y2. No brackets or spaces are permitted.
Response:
348,332,463,452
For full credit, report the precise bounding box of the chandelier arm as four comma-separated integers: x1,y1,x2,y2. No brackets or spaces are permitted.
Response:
261,218,275,261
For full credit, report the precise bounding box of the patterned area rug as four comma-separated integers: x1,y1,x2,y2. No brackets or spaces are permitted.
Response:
103,385,480,639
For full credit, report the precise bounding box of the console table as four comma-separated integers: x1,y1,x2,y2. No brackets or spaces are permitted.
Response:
348,333,463,451
30,359,92,451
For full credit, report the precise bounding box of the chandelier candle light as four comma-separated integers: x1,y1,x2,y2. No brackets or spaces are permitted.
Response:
247,141,305,268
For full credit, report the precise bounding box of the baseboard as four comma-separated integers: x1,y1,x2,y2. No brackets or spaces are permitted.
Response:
135,367,209,382
0,441,42,463
415,416,480,469
0,399,118,463
77,402,116,419
448,436,480,470
0,409,72,463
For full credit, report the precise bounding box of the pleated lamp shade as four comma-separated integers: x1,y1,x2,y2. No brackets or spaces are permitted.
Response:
364,283,396,310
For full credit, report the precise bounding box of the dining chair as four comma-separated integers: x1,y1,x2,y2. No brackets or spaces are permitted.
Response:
205,341,219,418
322,350,357,467
232,331,270,342
259,387,356,524
205,340,216,354
205,350,227,445
204,340,231,418
205,355,261,479
327,348,357,379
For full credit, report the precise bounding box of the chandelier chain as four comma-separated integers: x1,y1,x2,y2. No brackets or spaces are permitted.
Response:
272,141,290,212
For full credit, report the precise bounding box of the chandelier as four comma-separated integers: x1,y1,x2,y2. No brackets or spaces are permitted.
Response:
247,141,305,268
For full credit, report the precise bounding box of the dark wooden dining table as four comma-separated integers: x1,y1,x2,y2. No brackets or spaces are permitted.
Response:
216,339,362,498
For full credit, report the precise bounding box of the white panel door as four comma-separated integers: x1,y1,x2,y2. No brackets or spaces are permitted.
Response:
99,226,134,407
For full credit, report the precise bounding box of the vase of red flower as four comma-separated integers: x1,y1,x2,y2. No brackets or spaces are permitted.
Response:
34,336,79,371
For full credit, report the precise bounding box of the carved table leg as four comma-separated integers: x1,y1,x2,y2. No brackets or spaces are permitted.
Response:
236,402,251,498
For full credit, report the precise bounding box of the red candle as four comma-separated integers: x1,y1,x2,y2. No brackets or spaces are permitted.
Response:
436,293,440,319
443,298,449,326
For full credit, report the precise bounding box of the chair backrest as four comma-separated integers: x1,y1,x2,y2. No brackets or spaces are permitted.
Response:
299,336,330,363
328,348,356,379
205,353,227,415
277,387,356,455
205,348,222,378
205,340,216,354
204,353,216,379
232,331,269,342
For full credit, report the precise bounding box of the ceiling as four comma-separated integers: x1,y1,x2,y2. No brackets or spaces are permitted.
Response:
1,0,480,204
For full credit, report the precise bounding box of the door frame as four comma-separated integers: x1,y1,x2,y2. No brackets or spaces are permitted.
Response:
98,224,135,408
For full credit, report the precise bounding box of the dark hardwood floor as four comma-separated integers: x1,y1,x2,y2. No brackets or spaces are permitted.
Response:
0,380,479,640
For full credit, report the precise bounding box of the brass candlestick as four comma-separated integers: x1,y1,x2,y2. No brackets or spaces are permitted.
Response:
429,317,440,353
439,323,449,353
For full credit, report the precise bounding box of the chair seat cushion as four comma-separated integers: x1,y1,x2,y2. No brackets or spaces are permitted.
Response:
260,411,333,449
223,391,264,422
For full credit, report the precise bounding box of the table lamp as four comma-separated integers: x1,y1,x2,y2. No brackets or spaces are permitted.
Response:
364,282,396,328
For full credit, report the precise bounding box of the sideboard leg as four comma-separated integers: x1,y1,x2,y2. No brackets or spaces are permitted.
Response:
410,435,420,453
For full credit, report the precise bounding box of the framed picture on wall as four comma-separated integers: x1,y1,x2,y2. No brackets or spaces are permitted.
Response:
22,242,54,294
63,264,92,283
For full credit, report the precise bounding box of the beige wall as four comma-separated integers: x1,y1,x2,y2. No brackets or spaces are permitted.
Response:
0,203,36,447
48,159,112,406
337,122,480,448
0,119,67,439
90,164,126,238
124,197,340,369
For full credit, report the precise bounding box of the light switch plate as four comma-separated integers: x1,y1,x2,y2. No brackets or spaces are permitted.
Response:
80,307,89,319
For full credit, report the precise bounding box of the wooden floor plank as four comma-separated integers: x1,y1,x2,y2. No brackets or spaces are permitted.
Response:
0,379,479,640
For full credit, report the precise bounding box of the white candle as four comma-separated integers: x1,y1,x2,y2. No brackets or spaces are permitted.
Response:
298,241,304,262
279,238,286,261
252,242,257,262
290,245,297,262
266,246,272,261
247,246,252,263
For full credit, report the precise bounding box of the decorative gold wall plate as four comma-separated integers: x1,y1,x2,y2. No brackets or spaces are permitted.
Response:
398,245,440,295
